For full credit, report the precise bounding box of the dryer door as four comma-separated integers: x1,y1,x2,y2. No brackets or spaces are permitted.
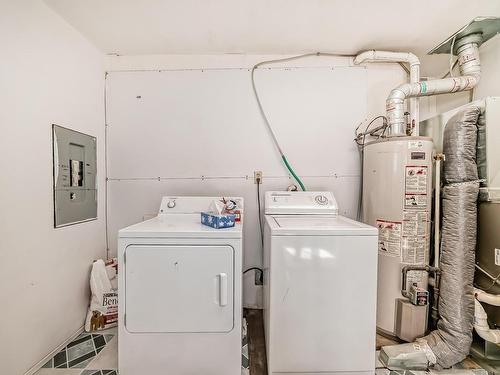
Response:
124,244,234,333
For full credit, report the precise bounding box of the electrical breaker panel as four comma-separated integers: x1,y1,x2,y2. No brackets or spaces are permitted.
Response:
52,125,97,227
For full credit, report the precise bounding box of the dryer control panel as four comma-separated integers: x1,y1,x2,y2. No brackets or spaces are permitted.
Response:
264,191,338,215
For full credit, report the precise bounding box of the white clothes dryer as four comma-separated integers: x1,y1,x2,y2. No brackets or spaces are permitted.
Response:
118,196,243,375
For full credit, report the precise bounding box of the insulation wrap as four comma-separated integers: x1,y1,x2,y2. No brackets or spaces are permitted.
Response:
442,108,480,184
476,113,487,187
420,107,481,369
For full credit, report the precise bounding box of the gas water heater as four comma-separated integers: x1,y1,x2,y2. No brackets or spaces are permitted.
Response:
356,20,500,360
363,137,433,338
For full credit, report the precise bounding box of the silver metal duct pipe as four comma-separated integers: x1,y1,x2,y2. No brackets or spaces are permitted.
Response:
420,107,481,368
381,107,481,371
386,33,482,136
354,51,420,134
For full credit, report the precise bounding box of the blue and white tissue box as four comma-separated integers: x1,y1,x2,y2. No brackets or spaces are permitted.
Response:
201,212,236,229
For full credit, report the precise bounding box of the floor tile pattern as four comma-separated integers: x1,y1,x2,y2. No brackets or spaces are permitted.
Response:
41,332,114,370
37,310,487,375
39,318,249,374
242,317,250,373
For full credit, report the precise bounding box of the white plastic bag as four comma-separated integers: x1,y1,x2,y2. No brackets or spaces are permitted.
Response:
84,258,118,332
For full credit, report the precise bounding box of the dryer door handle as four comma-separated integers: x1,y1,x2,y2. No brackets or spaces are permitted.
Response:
219,273,228,306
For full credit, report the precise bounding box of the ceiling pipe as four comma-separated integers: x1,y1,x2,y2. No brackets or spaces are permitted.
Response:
354,50,420,135
385,33,482,137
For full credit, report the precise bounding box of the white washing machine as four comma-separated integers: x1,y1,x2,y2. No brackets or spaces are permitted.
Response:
263,191,378,375
118,196,243,375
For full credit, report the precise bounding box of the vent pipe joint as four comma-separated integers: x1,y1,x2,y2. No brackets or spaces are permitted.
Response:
386,33,482,137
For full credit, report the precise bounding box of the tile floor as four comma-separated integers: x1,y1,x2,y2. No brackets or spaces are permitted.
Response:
36,327,117,375
36,319,250,375
35,311,488,375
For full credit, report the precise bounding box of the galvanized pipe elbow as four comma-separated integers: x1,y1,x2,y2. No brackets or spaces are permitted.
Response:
386,86,411,136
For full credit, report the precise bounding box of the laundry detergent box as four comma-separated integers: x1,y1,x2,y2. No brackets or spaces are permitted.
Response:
201,212,236,229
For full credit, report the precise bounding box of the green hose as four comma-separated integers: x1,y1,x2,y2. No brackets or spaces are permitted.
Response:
282,155,306,191
252,54,326,193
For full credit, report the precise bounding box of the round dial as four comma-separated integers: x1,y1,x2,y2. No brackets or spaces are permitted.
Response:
315,195,329,205
167,200,176,208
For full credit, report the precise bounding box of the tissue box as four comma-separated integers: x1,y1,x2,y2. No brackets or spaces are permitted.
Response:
201,212,236,229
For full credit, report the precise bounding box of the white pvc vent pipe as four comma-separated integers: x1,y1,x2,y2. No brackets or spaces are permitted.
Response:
474,289,500,343
355,33,482,137
476,288,500,306
386,33,482,136
354,50,420,134
474,299,500,344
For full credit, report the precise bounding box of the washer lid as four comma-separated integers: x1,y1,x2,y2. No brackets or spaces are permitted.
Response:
267,215,377,236
119,214,242,239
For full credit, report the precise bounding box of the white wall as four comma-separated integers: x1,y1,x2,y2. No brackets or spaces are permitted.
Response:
0,1,105,374
474,35,500,100
105,54,435,308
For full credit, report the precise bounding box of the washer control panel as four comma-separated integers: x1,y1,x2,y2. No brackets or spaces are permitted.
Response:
265,191,338,215
315,194,329,205
159,196,244,215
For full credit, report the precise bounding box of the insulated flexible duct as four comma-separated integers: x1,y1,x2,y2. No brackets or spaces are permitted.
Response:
380,107,481,370
418,106,481,369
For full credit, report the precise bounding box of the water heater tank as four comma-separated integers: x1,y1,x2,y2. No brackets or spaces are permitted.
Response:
362,136,433,337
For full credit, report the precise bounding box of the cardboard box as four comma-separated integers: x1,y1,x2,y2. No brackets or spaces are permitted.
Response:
201,212,236,229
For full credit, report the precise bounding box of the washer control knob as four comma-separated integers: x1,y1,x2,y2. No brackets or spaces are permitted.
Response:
167,200,176,209
315,195,329,205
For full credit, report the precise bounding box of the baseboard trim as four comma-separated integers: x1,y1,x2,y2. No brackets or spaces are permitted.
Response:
24,325,85,375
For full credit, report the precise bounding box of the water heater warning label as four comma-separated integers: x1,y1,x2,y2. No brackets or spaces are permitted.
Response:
407,270,426,287
402,210,429,264
408,140,425,150
404,166,428,210
404,194,427,209
376,220,402,257
402,237,427,264
405,166,428,194
403,211,428,237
